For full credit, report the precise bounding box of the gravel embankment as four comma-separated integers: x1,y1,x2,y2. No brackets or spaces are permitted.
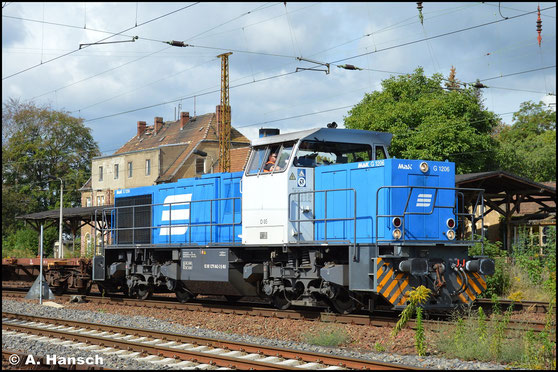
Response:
2,299,519,370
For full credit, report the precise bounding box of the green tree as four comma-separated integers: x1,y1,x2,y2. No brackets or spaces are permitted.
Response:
494,100,556,182
343,67,500,174
2,98,100,240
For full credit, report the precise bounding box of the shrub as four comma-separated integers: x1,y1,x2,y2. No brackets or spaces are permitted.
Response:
510,227,556,301
2,228,39,258
433,304,524,364
469,238,510,298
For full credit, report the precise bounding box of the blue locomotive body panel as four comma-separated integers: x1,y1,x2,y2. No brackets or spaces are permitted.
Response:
114,172,242,245
314,159,456,244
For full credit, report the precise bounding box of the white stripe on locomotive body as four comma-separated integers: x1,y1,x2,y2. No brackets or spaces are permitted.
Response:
416,193,432,207
160,193,192,236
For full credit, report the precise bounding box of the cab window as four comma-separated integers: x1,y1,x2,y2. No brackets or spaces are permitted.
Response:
294,141,372,167
375,146,387,160
245,142,294,175
246,147,266,175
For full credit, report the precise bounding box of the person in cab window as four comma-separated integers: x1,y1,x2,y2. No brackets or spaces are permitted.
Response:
264,153,280,172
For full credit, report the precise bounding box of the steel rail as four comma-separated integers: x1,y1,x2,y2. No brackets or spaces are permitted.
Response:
2,289,550,332
3,312,419,370
3,319,296,370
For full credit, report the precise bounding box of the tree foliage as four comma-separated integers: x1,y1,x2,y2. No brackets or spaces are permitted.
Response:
343,67,500,174
2,98,100,239
494,100,556,182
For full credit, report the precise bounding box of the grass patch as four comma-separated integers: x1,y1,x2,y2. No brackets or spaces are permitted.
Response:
433,306,522,364
302,324,351,347
432,302,556,368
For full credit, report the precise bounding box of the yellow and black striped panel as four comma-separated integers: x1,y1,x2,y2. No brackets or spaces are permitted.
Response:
455,271,488,304
376,258,411,306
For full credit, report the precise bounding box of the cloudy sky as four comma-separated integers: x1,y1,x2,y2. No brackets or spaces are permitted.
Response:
2,2,556,156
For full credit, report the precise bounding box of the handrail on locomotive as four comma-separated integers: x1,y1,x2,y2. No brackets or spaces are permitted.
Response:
94,195,242,251
375,185,486,251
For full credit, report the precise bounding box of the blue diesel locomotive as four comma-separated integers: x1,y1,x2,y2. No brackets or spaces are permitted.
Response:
93,127,494,313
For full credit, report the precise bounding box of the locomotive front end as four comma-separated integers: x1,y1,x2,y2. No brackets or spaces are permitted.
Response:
369,158,495,310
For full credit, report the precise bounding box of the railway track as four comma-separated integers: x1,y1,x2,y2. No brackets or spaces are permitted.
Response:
2,289,550,333
3,284,553,314
2,312,418,370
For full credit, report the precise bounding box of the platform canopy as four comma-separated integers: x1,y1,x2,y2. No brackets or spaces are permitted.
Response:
16,205,112,234
456,171,556,250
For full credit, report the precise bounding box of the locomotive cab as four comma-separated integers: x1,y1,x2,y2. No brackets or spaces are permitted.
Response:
241,128,392,245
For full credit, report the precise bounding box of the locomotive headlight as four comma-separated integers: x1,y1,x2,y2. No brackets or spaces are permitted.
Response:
419,162,429,173
446,229,456,240
392,228,402,240
392,217,402,228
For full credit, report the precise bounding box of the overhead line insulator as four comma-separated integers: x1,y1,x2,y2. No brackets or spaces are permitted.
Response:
338,64,362,71
536,6,542,47
167,40,190,47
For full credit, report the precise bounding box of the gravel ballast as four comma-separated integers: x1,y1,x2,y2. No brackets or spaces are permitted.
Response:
2,299,518,370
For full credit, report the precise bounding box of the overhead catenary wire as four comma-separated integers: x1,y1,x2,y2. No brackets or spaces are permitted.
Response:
82,59,554,124
2,109,518,165
29,45,173,102
477,65,556,82
9,3,550,104
1,2,200,80
84,70,300,122
10,2,280,104
329,5,556,65
6,3,554,139
71,56,220,114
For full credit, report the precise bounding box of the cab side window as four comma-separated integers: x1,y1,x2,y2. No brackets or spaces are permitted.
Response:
245,143,294,175
295,141,372,166
375,146,387,160
246,147,267,175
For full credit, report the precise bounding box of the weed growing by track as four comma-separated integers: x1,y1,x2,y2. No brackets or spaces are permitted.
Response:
414,307,426,356
433,299,556,368
301,324,351,347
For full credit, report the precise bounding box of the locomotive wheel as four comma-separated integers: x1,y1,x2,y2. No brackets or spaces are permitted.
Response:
225,295,242,303
175,287,192,303
96,282,108,296
327,287,358,314
136,284,153,300
272,291,291,310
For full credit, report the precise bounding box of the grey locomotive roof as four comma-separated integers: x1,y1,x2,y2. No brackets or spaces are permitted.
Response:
251,127,393,147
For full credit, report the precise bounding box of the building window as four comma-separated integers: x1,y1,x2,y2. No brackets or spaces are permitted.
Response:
114,164,119,179
146,159,151,176
196,158,205,174
128,161,133,178
99,166,103,181
96,196,101,206
86,197,92,207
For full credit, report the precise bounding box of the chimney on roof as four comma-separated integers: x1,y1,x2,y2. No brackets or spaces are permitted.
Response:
137,121,147,137
154,117,163,135
180,111,190,130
